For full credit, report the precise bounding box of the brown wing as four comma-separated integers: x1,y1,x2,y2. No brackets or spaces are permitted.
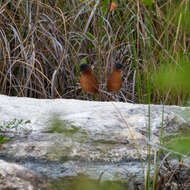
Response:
107,70,122,93
80,72,98,94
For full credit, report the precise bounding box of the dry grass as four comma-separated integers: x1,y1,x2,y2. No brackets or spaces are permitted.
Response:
0,0,189,104
153,155,190,190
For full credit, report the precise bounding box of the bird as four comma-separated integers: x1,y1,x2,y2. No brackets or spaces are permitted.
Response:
79,63,98,94
107,63,123,93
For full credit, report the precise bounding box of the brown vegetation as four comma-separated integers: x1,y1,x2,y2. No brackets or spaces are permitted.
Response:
0,0,189,104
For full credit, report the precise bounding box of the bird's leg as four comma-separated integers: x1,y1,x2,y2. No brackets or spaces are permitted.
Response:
87,94,92,100
98,89,112,101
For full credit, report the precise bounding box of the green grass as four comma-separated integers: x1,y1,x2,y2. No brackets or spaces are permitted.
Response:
0,118,31,143
165,134,190,158
0,135,9,144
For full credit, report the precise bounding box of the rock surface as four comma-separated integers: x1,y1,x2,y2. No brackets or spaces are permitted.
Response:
0,95,189,189
0,159,46,190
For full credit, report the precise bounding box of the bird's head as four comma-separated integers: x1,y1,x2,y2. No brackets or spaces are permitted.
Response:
79,63,89,72
114,63,123,70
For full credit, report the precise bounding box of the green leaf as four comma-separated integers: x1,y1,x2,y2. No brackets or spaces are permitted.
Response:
0,135,9,143
86,32,95,41
81,58,87,64
25,120,31,124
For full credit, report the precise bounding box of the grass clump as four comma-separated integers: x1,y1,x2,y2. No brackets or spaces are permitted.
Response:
0,118,31,143
0,119,30,132
153,54,190,105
